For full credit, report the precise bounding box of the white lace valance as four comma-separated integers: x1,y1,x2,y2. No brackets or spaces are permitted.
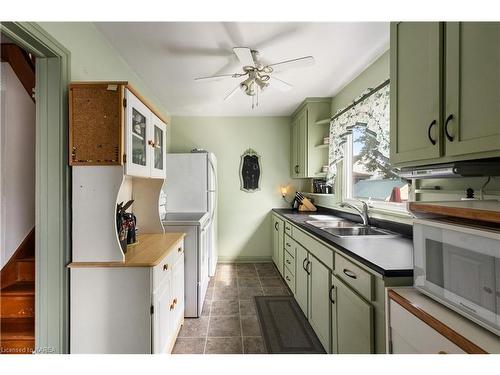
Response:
327,80,390,186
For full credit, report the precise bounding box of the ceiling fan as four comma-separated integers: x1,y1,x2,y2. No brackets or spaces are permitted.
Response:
194,47,315,108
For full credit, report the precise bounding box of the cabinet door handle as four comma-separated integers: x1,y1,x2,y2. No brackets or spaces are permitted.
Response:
302,258,308,272
285,276,291,282
286,242,291,247
274,222,279,231
173,298,177,305
427,120,437,145
163,264,169,271
178,247,183,253
343,268,357,279
286,259,291,264
444,114,454,141
169,303,174,311
438,351,447,354
329,285,335,304
294,165,299,174
305,260,311,275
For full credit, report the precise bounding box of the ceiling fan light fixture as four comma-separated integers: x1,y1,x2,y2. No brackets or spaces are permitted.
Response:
255,77,269,91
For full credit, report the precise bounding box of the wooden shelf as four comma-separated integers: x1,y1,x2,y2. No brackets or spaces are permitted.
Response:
314,172,327,178
315,118,331,126
315,144,329,149
409,200,500,224
305,193,334,196
68,233,186,268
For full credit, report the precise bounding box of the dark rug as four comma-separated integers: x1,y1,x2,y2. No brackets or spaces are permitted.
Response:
254,295,326,354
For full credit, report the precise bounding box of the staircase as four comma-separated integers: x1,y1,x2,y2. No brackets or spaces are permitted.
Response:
0,230,35,354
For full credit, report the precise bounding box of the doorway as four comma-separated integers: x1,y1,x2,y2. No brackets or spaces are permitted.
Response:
0,22,70,354
0,35,36,354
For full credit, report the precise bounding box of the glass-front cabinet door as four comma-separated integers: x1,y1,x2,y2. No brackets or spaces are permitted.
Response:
149,113,167,178
125,89,151,177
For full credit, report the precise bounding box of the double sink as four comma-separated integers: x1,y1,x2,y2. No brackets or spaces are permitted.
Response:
305,215,397,238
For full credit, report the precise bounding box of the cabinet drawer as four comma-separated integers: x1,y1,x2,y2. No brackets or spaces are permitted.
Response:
284,249,296,275
284,221,293,236
334,253,373,301
293,227,334,270
153,239,184,289
389,300,465,354
284,234,294,254
284,266,295,294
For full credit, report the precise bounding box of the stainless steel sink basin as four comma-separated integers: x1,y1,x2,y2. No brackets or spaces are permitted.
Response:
320,226,397,238
307,215,344,221
306,220,360,229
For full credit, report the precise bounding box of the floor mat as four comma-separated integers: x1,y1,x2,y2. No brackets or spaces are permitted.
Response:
254,295,326,354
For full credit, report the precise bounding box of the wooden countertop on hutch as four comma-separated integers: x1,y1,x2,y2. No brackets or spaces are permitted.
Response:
409,200,500,224
68,233,185,268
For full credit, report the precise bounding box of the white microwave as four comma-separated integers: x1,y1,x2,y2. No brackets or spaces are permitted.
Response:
413,218,500,336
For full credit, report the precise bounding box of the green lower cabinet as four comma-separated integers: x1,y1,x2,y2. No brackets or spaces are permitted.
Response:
332,275,374,354
308,255,331,353
272,215,284,275
294,244,309,318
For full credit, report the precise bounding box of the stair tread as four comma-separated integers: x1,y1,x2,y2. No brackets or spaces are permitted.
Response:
1,281,35,295
0,318,34,340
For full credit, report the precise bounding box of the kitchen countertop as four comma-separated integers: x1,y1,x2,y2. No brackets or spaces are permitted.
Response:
68,232,186,268
162,212,210,225
273,208,414,277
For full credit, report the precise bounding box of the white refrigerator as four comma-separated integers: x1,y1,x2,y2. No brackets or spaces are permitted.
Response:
164,152,218,276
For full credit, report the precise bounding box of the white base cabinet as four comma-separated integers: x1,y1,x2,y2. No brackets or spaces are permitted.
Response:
70,241,185,354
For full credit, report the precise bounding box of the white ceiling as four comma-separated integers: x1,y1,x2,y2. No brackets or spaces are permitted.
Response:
95,22,389,116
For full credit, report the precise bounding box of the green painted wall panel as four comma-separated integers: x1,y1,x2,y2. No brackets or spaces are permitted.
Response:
171,116,304,261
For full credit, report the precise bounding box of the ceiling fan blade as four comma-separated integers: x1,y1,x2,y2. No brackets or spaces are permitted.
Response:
233,47,255,67
224,84,241,101
266,56,315,72
194,73,243,82
268,76,293,92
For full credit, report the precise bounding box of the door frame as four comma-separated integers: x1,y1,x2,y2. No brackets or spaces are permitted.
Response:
0,22,70,353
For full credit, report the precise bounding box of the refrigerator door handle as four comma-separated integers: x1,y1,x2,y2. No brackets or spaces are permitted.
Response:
208,158,217,221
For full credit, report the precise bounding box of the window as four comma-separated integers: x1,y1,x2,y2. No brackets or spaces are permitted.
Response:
328,80,409,212
343,123,408,208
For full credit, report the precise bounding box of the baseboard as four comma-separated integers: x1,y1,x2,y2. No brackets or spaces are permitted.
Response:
217,255,272,264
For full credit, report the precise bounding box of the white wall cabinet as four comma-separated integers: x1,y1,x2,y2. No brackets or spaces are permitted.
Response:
125,89,166,179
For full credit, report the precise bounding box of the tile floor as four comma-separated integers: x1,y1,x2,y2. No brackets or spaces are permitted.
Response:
172,262,291,354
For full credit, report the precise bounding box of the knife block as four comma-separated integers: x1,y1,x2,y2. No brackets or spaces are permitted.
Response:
298,197,317,212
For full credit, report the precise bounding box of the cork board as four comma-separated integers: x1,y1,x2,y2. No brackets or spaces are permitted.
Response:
69,84,124,165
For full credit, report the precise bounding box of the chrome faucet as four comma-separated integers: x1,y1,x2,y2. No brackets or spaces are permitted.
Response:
339,201,370,226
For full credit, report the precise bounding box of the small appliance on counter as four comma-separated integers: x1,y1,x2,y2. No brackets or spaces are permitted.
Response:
116,200,137,253
411,201,500,336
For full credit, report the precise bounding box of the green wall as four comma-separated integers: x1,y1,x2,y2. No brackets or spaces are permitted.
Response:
171,116,303,261
38,22,171,149
331,50,390,115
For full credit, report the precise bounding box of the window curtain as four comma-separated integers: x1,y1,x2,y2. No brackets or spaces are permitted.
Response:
327,80,390,186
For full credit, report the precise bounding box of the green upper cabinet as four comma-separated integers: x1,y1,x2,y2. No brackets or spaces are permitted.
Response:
445,22,500,157
391,22,500,167
390,22,443,165
290,98,331,178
